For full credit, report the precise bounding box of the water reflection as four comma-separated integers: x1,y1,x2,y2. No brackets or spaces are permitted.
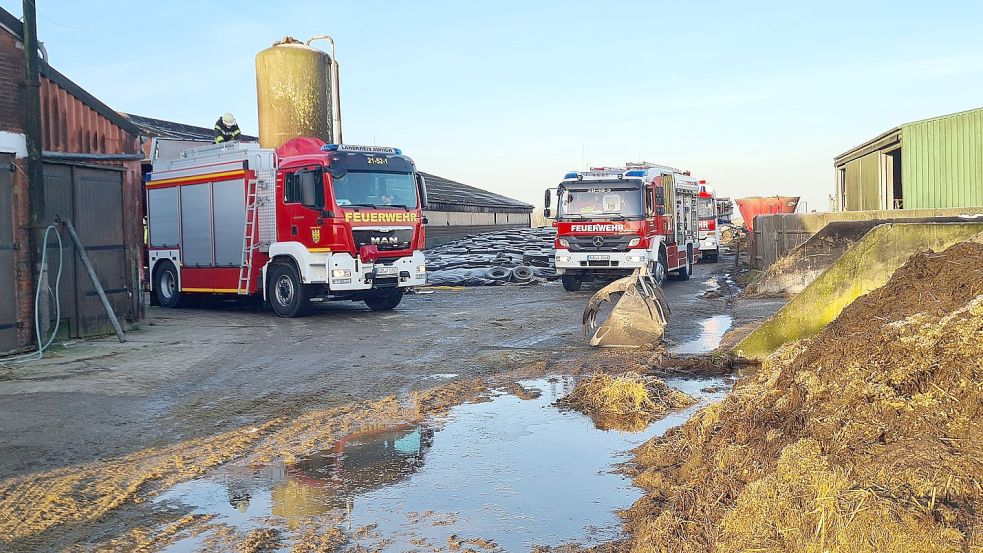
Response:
272,425,433,518
671,314,733,354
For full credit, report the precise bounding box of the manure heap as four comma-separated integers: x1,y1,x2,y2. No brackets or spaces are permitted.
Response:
625,238,983,552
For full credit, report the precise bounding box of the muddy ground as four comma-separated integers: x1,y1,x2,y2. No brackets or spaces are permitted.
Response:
0,255,783,550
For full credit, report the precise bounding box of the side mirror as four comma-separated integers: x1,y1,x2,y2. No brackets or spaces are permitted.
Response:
544,189,552,208
415,173,429,209
321,209,335,218
544,208,552,219
300,170,319,207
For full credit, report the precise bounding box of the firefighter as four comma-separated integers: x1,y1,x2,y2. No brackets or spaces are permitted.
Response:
213,113,241,143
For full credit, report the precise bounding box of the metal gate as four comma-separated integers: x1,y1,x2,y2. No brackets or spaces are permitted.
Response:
43,162,130,339
0,154,17,352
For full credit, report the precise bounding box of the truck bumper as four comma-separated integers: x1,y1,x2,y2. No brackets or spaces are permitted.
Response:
699,234,718,252
325,251,427,292
553,248,649,275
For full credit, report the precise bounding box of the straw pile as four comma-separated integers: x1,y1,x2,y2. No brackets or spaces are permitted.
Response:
625,240,983,552
561,372,695,431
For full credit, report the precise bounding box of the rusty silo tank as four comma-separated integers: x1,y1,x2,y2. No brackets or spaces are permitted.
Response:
255,35,343,150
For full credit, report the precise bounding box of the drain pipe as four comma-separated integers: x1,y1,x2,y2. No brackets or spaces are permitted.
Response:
60,218,126,343
306,35,342,144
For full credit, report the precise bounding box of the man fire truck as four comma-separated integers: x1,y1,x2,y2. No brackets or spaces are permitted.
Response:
146,138,428,317
697,181,720,263
545,162,700,292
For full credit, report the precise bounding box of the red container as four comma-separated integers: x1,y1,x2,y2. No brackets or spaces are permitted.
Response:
736,196,800,231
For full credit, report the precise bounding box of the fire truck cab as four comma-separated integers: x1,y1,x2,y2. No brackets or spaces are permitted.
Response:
546,163,700,292
146,139,428,317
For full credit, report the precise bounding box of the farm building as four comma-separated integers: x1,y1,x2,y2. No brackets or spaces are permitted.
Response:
834,106,983,211
0,6,144,354
420,172,533,246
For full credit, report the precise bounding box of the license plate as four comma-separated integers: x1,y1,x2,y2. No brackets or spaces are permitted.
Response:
375,266,398,276
587,255,610,261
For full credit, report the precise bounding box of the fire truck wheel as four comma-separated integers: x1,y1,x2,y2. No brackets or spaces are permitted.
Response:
154,261,181,308
673,248,692,281
561,275,582,292
364,290,404,311
268,262,311,317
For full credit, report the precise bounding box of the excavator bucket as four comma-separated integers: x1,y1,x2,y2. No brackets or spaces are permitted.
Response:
582,266,670,348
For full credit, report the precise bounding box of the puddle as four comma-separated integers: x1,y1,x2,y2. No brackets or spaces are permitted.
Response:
670,315,733,354
157,377,725,551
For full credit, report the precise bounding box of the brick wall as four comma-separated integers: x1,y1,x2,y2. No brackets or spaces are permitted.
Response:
12,160,31,349
0,27,25,134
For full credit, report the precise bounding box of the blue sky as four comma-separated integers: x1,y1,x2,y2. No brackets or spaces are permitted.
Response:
6,1,983,212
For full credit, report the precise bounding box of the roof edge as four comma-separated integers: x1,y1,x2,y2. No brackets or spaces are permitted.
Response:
902,105,983,127
0,7,22,38
833,125,901,165
39,62,141,136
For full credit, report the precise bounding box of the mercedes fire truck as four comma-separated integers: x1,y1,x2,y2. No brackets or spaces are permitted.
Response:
697,182,720,263
545,163,700,292
146,139,428,317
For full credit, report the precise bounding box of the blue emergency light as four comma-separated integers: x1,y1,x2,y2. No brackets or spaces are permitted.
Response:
624,170,646,177
563,172,578,179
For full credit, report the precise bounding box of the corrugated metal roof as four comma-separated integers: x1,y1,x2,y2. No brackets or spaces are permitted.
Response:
124,113,258,142
420,172,533,212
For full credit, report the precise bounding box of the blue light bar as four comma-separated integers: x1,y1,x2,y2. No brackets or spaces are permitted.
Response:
625,170,645,177
321,144,402,155
563,172,578,179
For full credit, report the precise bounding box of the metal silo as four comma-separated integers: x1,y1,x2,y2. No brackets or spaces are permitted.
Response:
255,35,342,149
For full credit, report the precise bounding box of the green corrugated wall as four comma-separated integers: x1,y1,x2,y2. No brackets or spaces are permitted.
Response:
902,109,983,209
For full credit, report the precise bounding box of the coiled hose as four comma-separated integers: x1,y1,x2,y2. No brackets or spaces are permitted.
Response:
1,225,63,364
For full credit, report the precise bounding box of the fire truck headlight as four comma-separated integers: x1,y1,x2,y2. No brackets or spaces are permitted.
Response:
331,269,351,278
416,265,427,274
558,239,570,248
556,255,572,263
627,237,641,247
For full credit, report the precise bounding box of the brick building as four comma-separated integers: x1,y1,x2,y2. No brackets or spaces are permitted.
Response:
0,7,144,354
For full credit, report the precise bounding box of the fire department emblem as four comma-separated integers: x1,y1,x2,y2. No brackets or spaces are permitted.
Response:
311,227,321,244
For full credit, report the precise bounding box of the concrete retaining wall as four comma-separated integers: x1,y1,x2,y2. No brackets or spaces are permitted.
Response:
734,222,983,361
751,207,983,270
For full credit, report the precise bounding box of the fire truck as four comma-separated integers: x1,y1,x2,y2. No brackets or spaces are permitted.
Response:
545,162,700,292
697,182,719,262
146,138,429,317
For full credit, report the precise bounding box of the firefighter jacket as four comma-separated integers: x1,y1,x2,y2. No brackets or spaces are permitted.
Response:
214,119,242,143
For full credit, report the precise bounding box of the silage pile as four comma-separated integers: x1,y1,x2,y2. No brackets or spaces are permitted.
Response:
626,240,983,552
560,372,695,431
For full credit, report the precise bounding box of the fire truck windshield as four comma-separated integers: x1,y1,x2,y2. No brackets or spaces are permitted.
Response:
332,171,418,208
557,185,642,220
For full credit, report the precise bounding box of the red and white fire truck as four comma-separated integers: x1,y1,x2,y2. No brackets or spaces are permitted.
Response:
146,138,429,317
697,182,720,263
545,162,700,291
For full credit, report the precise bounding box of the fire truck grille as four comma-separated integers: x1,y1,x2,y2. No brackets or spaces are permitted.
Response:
352,229,413,251
567,235,634,252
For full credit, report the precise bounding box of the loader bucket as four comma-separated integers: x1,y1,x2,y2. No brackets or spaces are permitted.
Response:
582,267,670,348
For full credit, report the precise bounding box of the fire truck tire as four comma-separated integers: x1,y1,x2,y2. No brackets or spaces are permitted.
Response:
561,275,582,292
364,290,403,311
672,248,692,281
268,262,311,317
154,261,182,308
